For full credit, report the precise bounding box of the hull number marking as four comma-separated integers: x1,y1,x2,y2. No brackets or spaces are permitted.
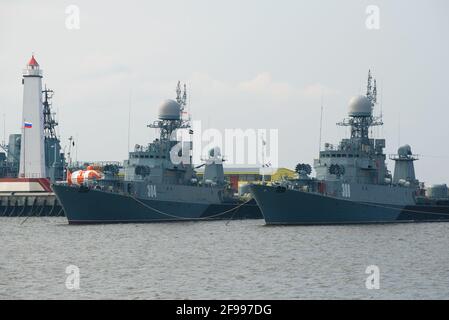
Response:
342,183,351,198
147,185,157,198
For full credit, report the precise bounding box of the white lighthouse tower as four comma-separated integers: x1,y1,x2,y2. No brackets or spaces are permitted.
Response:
19,55,46,178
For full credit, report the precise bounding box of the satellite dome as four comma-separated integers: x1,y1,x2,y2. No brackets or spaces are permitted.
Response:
158,99,181,120
348,95,372,117
398,144,412,157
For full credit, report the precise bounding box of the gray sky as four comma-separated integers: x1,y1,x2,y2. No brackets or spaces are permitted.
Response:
1,0,448,184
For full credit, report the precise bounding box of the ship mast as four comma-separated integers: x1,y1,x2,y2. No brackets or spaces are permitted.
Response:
147,82,191,148
367,70,377,106
43,86,58,140
337,70,383,144
176,81,189,120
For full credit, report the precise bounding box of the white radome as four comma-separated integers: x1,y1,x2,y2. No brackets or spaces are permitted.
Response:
158,99,181,120
398,144,412,157
348,95,372,117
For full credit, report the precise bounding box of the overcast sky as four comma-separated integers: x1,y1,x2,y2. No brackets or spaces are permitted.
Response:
1,0,448,184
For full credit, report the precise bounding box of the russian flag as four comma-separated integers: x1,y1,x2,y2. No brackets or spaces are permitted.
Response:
24,121,32,128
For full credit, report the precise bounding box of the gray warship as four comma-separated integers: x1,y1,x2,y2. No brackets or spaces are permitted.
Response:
53,83,261,224
250,71,449,225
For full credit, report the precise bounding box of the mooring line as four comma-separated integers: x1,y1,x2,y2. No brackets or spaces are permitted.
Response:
128,194,253,221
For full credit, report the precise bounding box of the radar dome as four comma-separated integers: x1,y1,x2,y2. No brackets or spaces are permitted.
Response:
158,99,181,120
398,144,412,157
348,95,372,117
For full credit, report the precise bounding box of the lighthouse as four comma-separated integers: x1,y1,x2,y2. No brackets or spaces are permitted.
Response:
19,55,46,178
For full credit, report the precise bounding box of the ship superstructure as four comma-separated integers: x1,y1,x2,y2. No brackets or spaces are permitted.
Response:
314,71,387,186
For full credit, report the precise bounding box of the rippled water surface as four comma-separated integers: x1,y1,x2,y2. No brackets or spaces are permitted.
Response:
1,217,448,299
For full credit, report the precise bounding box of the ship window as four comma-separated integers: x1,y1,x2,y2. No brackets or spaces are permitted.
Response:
156,156,159,158
348,154,353,158
150,155,154,158
337,154,341,158
331,154,336,157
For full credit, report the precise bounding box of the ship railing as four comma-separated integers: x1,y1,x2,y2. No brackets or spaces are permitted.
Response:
68,161,123,168
388,154,419,161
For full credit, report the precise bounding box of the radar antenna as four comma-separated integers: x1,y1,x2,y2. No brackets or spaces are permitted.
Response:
146,82,192,166
366,70,377,109
366,70,372,96
176,81,183,106
176,81,188,112
182,83,187,107
42,86,58,139
337,70,383,142
148,82,191,140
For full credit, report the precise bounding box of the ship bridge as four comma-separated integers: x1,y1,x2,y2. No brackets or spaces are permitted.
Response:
314,71,389,185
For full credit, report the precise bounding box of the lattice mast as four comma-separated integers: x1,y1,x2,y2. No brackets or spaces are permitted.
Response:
42,86,58,140
147,81,191,142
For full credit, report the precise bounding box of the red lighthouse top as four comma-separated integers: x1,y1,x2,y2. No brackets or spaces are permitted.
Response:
28,55,39,66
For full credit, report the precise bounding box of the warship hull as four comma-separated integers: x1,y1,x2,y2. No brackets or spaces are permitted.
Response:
250,185,449,225
53,184,261,224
